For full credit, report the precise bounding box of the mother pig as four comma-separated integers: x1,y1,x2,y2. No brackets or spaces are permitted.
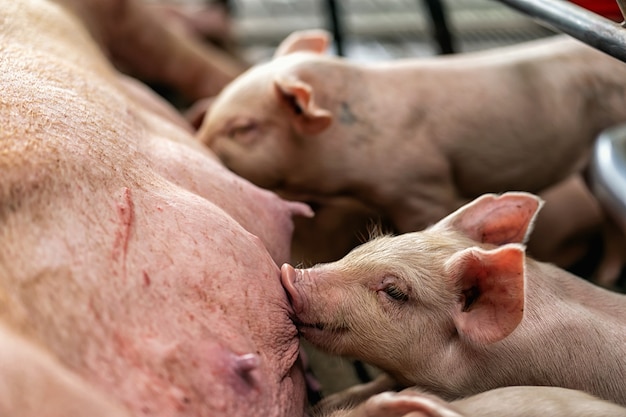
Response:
1,0,316,416
199,29,626,233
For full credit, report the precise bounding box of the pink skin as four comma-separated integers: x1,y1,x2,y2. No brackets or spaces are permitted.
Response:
281,192,626,406
0,323,133,417
1,1,310,416
325,386,626,417
4,183,306,415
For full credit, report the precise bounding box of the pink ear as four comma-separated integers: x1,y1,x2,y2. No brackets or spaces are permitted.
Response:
273,76,332,135
273,30,331,57
363,391,463,417
434,192,544,245
446,244,525,345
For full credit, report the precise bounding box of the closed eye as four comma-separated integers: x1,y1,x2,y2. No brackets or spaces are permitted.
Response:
227,122,257,141
384,285,408,302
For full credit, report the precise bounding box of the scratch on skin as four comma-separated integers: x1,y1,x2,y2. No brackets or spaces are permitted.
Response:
112,187,134,278
339,101,358,125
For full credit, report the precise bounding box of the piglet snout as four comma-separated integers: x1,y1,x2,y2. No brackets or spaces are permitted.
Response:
280,263,303,313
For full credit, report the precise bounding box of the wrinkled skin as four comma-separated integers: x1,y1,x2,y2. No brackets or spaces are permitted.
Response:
1,1,312,416
281,192,626,405
198,30,626,280
324,386,626,417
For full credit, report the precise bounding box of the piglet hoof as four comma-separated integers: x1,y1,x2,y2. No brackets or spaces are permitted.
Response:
344,389,464,417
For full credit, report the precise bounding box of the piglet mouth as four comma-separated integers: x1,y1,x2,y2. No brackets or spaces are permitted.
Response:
294,320,327,331
296,320,349,336
280,264,348,334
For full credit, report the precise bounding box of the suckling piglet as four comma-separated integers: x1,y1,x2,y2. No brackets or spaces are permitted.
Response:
281,192,626,405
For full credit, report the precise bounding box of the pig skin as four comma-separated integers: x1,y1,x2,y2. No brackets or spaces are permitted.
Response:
281,192,626,406
323,386,626,417
0,322,132,416
0,1,311,416
199,30,626,234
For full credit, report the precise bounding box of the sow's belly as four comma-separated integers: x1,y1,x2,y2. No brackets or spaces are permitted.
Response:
1,22,306,417
0,108,309,416
2,177,307,416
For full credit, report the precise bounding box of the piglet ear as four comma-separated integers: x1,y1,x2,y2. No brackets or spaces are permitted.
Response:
274,30,331,57
358,390,464,417
446,244,525,345
274,75,333,135
434,192,544,245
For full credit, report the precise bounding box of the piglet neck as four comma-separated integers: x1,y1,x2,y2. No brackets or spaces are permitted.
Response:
523,260,626,323
488,260,626,405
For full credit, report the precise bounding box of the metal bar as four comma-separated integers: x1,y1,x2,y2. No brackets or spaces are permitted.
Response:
420,0,456,55
492,0,626,63
324,0,345,57
590,125,626,234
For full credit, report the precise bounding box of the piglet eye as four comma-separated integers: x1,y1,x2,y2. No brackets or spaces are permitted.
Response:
228,123,257,142
384,285,408,302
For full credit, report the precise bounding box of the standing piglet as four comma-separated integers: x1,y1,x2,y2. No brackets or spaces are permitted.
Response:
281,192,626,406
198,30,626,233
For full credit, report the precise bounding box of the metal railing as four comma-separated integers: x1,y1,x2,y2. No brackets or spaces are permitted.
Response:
493,0,626,232
493,0,626,62
591,126,626,234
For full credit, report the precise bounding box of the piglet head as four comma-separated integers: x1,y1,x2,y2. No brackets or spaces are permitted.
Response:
280,192,542,383
196,30,333,191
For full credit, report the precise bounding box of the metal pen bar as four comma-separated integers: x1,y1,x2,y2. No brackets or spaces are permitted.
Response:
591,125,626,234
421,0,456,54
324,0,344,57
492,0,626,63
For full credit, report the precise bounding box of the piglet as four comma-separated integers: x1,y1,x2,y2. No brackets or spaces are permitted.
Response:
322,386,626,417
281,192,626,406
199,30,626,234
